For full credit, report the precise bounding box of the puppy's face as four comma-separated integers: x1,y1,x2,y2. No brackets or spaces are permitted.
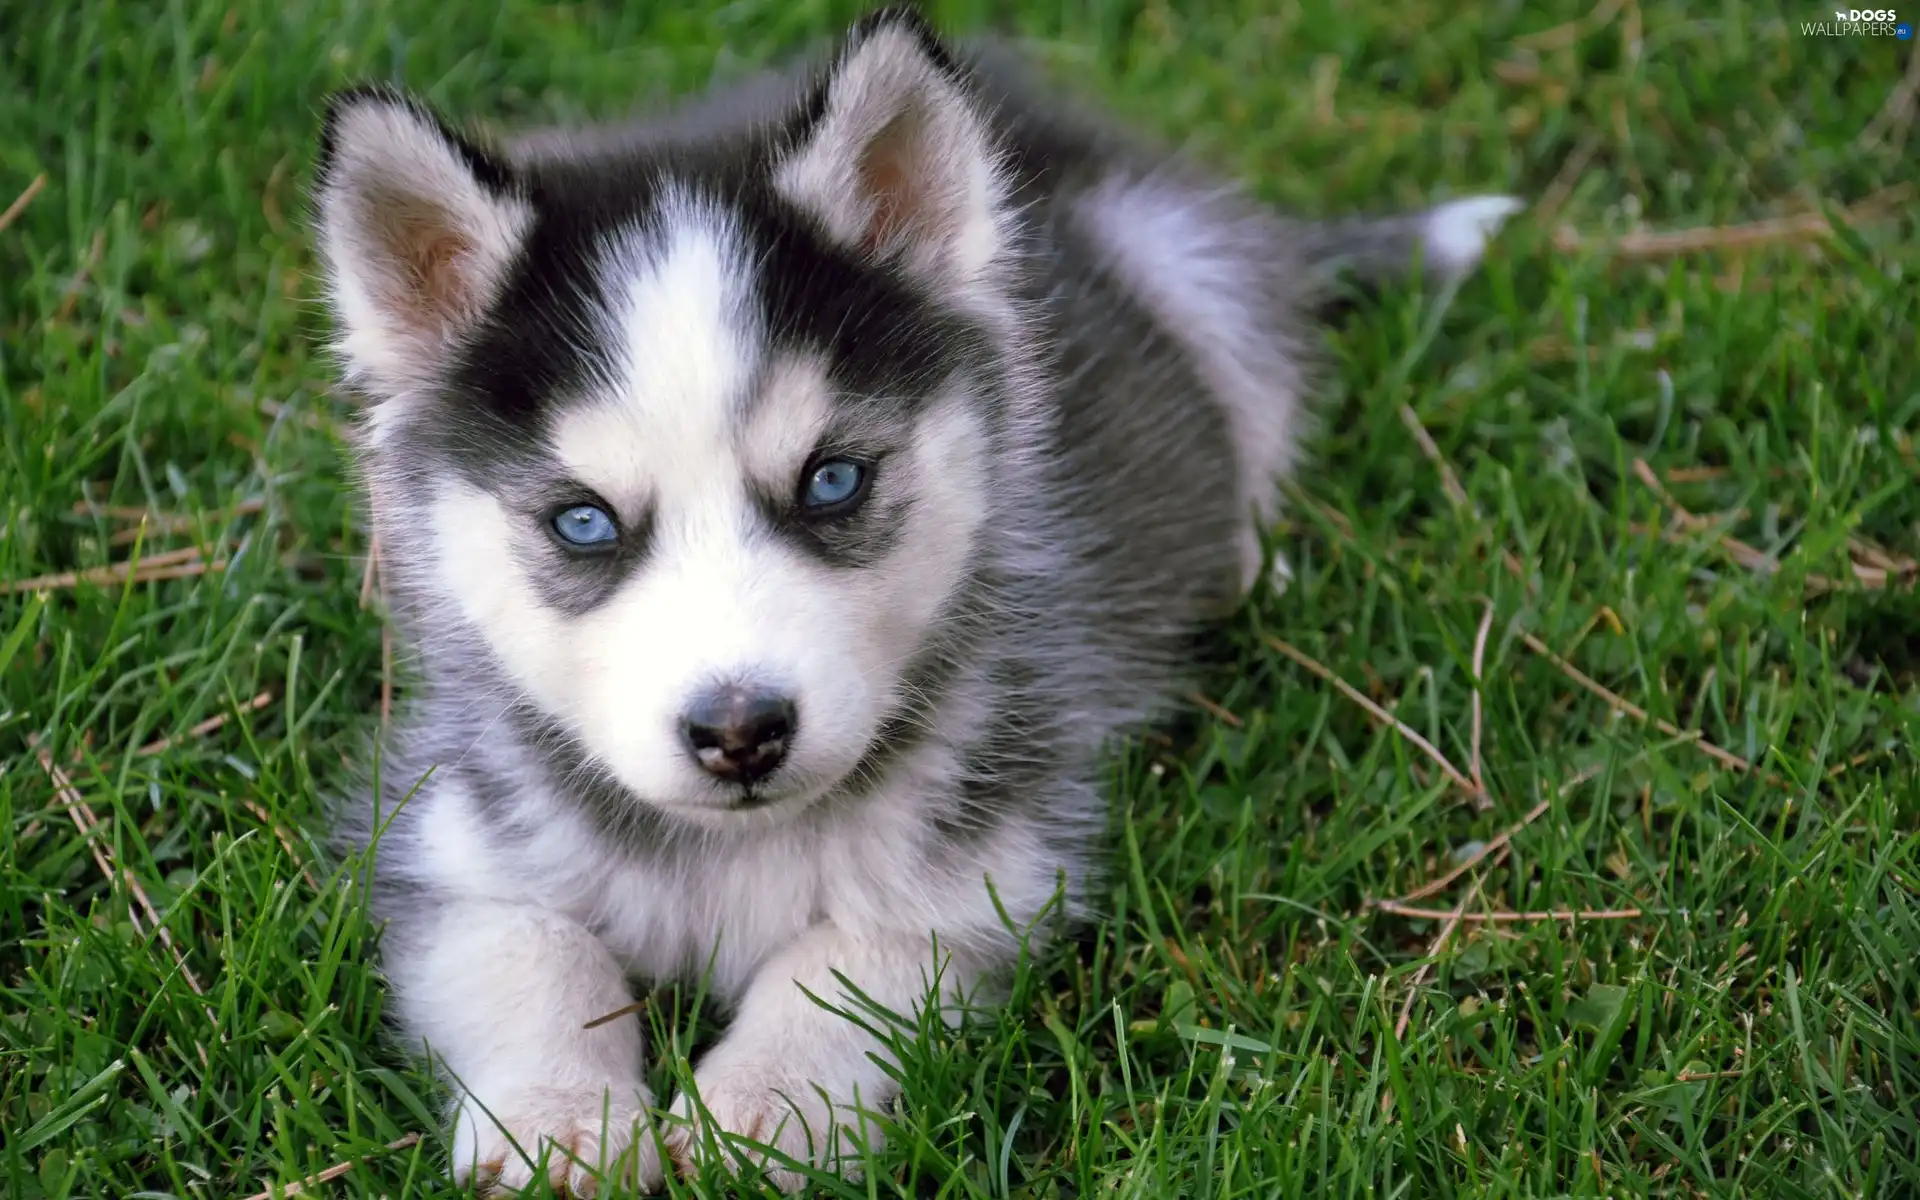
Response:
316,13,1016,823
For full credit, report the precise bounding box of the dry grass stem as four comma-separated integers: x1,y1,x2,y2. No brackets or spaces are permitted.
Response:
1399,405,1473,513
240,797,322,892
1554,184,1914,260
1516,0,1624,50
1859,39,1920,152
240,1134,423,1200
1397,803,1547,906
1393,849,1503,1040
1532,133,1602,227
136,691,275,757
1,544,229,595
34,745,213,1006
1265,635,1481,800
92,498,266,546
1392,762,1608,906
1187,691,1244,728
0,172,47,233
1518,630,1755,776
1633,459,1913,593
1374,900,1643,923
1469,600,1494,803
583,1000,649,1030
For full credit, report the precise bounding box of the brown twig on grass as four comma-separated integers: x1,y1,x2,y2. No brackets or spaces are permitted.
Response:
239,1133,423,1200
1391,762,1607,906
1399,405,1473,514
1515,0,1625,50
1186,691,1243,728
0,172,47,234
1633,459,1913,593
1517,630,1756,776
70,501,160,521
33,744,211,1002
1675,1069,1743,1083
0,544,229,595
1393,846,1505,1040
1468,600,1494,804
136,691,276,757
360,532,395,725
130,693,321,893
1373,900,1643,923
1553,184,1915,260
1661,465,1730,483
20,695,271,840
1859,39,1920,154
1532,133,1602,229
1847,537,1911,575
583,1000,649,1031
1265,635,1481,800
1401,807,1544,910
94,498,266,546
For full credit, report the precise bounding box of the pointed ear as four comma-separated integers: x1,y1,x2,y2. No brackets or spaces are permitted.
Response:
775,7,1010,292
313,87,532,401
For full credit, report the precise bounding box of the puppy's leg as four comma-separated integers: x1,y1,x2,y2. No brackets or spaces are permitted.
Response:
388,898,662,1197
664,923,985,1191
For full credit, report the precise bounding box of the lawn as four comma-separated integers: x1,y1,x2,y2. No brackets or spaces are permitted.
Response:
3,0,1917,1196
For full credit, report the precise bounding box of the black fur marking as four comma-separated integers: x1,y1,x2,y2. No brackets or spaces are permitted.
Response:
418,118,991,481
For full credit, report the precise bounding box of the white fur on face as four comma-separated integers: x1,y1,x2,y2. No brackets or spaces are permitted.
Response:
423,197,990,822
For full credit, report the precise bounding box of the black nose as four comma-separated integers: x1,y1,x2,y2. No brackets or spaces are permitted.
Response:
680,686,797,785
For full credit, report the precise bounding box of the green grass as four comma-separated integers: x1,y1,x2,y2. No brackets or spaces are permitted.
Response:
4,0,1918,1196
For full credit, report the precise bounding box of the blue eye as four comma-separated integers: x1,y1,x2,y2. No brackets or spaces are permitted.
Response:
552,504,618,547
801,459,866,510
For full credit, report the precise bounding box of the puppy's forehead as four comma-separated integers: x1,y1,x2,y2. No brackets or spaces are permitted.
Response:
541,190,930,505
546,194,762,502
447,162,984,497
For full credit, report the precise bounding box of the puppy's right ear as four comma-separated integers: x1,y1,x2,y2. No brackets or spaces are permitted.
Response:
313,87,532,402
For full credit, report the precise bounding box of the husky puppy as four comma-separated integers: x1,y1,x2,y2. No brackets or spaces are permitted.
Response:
315,6,1519,1194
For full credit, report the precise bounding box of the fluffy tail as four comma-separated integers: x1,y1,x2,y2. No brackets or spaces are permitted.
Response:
1294,195,1525,300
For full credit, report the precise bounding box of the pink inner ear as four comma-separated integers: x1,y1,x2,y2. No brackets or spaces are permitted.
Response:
369,191,480,338
411,232,477,325
856,106,942,259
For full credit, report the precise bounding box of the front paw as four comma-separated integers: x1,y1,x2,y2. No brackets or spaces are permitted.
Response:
663,1061,885,1193
454,1083,663,1198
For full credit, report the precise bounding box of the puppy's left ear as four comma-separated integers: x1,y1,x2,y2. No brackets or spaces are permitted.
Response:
312,86,533,403
776,7,1010,293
